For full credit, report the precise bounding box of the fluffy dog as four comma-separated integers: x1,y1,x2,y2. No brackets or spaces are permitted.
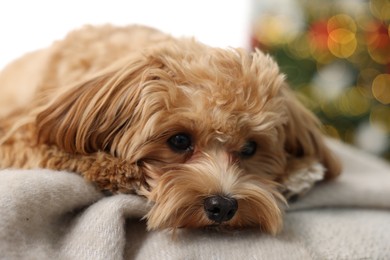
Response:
0,25,341,234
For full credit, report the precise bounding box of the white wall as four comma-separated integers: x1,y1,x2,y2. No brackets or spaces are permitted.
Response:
0,0,250,69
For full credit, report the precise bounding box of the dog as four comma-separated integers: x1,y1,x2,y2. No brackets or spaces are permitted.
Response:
0,25,341,234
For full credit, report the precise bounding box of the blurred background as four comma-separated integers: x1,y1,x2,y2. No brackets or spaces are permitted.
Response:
0,0,389,161
251,0,390,161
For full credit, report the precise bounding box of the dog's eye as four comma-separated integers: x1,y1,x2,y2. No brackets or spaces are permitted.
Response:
240,141,257,158
168,133,193,153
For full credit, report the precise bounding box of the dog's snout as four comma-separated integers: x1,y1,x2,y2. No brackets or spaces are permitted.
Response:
204,195,238,223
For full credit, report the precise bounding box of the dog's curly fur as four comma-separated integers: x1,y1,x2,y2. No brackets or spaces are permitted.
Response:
0,25,341,234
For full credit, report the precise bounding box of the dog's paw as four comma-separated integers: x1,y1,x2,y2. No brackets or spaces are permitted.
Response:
282,162,325,201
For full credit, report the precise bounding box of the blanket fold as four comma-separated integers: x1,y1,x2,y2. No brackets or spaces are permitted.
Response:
1,140,389,260
290,140,390,211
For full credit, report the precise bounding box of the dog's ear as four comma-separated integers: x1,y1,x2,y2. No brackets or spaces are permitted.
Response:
35,53,159,157
281,86,341,180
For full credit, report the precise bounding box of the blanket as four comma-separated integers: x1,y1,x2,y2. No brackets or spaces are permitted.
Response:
1,140,389,260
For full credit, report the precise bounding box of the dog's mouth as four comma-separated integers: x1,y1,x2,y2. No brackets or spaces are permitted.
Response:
203,223,236,232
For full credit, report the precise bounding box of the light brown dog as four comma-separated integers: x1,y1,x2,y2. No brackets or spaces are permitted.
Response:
0,25,341,234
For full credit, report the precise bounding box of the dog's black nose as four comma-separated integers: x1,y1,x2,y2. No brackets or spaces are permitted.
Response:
204,195,238,223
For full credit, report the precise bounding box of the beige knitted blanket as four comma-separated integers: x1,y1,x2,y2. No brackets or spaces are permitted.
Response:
1,140,389,259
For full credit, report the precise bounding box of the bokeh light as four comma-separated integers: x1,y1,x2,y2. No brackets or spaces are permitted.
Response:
365,21,390,64
252,0,390,161
372,74,390,104
327,14,357,58
370,0,390,20
338,87,371,116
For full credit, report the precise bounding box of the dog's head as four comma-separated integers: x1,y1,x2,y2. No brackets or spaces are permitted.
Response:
35,40,341,234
